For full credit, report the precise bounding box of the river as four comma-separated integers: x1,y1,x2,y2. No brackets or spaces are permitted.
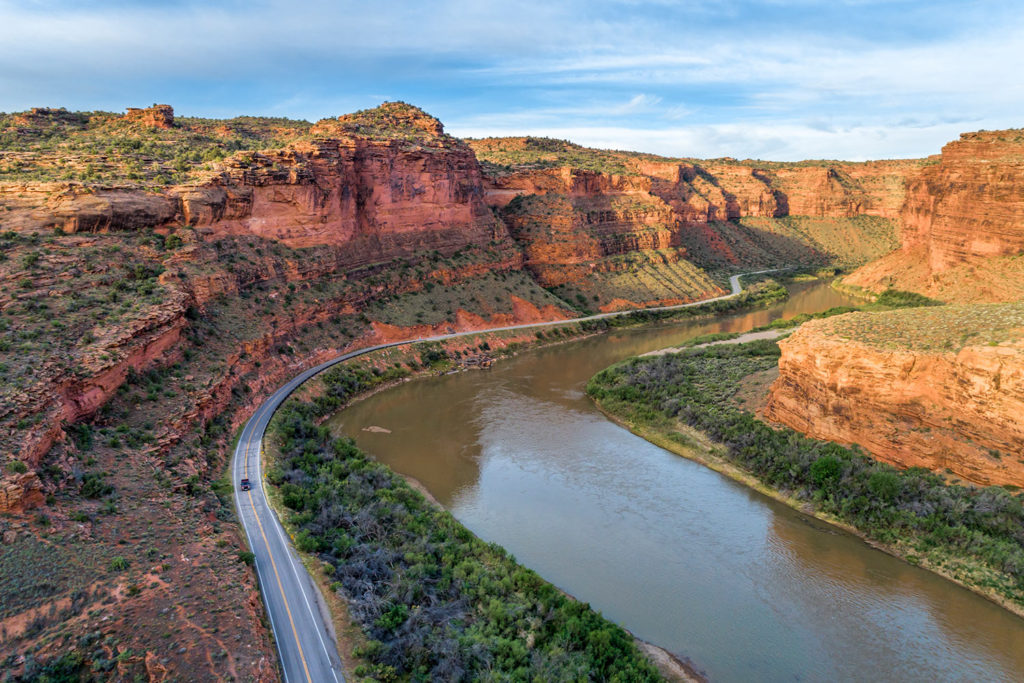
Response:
327,281,1024,682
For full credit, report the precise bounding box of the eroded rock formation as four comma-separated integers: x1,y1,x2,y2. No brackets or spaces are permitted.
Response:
765,317,1024,487
845,129,1024,302
124,104,175,129
474,147,911,276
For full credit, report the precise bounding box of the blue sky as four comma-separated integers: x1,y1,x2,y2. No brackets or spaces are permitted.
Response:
1,0,1021,160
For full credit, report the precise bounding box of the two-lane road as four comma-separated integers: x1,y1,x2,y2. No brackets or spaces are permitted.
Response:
232,269,781,681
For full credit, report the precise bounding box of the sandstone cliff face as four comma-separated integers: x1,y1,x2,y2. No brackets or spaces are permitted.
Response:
482,159,910,223
765,318,1024,487
500,191,679,285
183,136,503,261
124,104,175,129
845,129,1024,301
478,154,911,279
2,106,503,271
0,472,44,514
2,139,502,266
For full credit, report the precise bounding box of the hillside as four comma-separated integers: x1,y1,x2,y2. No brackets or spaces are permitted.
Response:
470,136,909,309
843,129,1024,302
0,102,915,679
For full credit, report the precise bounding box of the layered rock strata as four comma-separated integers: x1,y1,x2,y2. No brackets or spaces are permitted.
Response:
765,318,1024,487
845,129,1024,301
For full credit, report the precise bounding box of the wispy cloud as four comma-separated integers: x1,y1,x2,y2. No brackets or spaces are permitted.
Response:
449,119,986,161
0,0,1020,159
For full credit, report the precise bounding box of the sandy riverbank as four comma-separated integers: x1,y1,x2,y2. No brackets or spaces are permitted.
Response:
641,328,787,356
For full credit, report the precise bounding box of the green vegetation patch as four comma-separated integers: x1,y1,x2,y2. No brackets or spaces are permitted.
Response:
678,216,899,271
547,252,722,312
590,278,788,329
268,371,660,681
823,301,1024,352
667,286,935,350
0,535,107,620
318,101,450,144
587,341,1024,607
468,137,646,175
366,270,569,326
0,107,310,185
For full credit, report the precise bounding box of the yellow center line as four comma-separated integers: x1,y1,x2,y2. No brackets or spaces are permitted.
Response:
242,404,314,683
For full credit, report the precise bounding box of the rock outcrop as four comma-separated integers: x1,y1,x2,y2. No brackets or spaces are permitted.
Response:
474,147,912,278
3,107,504,266
765,317,1024,487
0,472,44,514
124,104,175,129
180,136,503,260
845,129,1024,302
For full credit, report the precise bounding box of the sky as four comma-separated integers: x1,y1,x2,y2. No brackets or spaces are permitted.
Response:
0,0,1021,160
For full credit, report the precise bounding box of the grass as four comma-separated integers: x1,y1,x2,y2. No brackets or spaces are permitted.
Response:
365,270,570,326
467,136,642,175
0,106,310,186
0,229,174,452
0,535,108,621
675,216,899,271
315,101,450,144
543,251,722,312
823,301,1024,352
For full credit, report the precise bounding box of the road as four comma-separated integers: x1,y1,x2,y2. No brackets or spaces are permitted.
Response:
231,268,780,681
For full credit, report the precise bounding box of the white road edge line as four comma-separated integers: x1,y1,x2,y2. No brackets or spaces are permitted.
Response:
234,421,290,683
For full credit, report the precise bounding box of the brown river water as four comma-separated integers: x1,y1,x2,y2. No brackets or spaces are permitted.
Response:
327,281,1024,682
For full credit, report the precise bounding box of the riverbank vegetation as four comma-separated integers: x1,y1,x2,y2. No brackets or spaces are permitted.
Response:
267,364,662,680
578,278,787,331
587,341,1024,611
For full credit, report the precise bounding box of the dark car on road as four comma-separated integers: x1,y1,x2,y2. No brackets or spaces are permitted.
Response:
240,478,251,491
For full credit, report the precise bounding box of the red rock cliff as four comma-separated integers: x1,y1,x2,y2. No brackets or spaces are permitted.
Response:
475,147,912,279
176,135,503,263
764,315,1024,487
845,129,1024,302
3,105,504,269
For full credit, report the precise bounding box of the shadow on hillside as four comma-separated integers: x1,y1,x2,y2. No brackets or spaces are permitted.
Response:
678,219,831,270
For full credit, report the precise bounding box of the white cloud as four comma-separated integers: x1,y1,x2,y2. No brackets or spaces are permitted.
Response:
448,118,995,161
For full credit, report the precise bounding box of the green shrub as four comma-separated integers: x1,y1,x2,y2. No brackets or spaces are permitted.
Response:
874,288,941,308
80,473,114,499
6,460,28,474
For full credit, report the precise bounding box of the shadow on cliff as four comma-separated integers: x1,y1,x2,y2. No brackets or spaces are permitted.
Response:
679,219,832,270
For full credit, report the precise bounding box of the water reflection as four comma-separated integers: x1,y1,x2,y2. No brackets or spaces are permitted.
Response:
328,282,1024,682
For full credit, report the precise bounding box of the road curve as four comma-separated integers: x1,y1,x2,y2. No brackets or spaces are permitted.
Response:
232,269,780,681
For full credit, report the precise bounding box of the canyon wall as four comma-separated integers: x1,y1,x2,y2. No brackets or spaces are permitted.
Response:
845,129,1024,302
765,315,1024,487
2,139,504,267
0,104,996,678
0,111,924,491
480,156,912,225
473,146,913,280
769,128,1024,485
